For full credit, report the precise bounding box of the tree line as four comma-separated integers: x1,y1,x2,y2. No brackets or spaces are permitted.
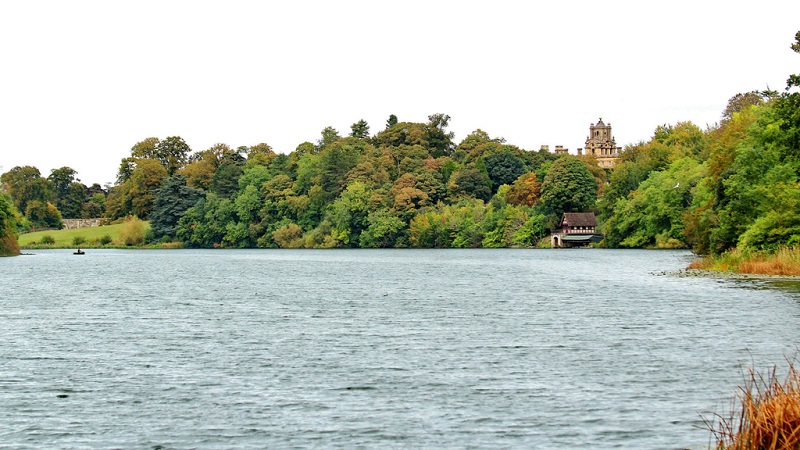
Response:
2,32,798,255
109,113,599,249
600,32,800,255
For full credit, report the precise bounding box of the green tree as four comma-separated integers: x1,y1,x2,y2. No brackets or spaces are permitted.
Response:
316,126,341,151
539,157,597,214
118,135,191,182
722,91,766,123
237,164,273,191
104,183,133,220
0,193,20,256
210,162,244,198
130,137,161,160
683,32,800,254
318,138,363,200
61,182,88,219
453,129,506,164
119,137,160,183
409,208,455,248
150,175,204,240
128,158,169,219
294,152,321,194
350,119,370,139
248,142,276,159
386,114,398,129
155,136,191,175
233,184,262,225
193,143,245,168
327,181,376,246
1,166,54,214
786,30,800,89
374,122,428,149
47,166,86,218
449,167,492,201
652,121,707,159
485,150,525,191
176,193,236,248
47,166,78,200
603,157,706,248
512,212,549,247
260,174,299,225
82,192,105,218
425,113,455,158
710,107,800,252
117,157,137,184
360,209,407,248
179,159,216,190
25,200,63,229
450,200,489,248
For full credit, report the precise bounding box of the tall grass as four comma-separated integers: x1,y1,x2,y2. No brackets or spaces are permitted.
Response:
689,247,800,276
705,359,800,449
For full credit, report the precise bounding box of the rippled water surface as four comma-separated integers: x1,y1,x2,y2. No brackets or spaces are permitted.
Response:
2,249,800,448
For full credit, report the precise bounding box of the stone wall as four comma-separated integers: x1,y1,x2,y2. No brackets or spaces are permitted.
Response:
62,218,104,229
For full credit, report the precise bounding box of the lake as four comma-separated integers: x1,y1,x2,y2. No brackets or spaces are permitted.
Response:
1,249,799,448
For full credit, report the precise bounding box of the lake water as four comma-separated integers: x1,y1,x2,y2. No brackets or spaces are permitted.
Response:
2,249,800,449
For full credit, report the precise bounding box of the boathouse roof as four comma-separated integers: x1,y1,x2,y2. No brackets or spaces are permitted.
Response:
559,212,597,228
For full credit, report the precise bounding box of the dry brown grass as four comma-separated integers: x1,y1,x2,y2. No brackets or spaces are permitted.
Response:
738,247,800,276
705,360,800,449
689,247,800,276
687,258,713,270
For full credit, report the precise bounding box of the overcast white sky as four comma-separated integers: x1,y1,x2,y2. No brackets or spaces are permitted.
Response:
1,1,799,186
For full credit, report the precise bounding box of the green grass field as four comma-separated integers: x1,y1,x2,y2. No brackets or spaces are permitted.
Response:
18,222,151,248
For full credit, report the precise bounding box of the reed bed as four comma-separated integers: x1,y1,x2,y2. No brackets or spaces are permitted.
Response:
689,247,800,276
705,360,800,449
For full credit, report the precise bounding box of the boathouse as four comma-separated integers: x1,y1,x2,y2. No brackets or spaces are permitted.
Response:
551,212,603,248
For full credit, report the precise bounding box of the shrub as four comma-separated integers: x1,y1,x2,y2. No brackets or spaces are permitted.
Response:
98,234,112,246
272,223,305,248
72,236,86,246
118,216,145,246
40,235,55,245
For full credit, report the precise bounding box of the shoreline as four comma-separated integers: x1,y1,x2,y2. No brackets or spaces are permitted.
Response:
664,268,800,281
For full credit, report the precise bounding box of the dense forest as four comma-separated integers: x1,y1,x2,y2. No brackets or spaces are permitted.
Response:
2,33,799,256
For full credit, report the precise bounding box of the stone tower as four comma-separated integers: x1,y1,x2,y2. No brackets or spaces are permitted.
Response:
579,118,622,168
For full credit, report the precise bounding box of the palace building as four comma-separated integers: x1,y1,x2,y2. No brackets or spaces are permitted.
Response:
541,118,623,169
577,118,622,168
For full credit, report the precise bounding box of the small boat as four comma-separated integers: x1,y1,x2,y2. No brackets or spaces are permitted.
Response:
73,249,85,255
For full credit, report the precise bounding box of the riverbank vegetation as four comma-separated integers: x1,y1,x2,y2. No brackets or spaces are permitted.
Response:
688,247,800,276
706,359,800,449
2,33,799,266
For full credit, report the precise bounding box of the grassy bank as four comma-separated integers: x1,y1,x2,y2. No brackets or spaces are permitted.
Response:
688,247,800,276
18,220,159,249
